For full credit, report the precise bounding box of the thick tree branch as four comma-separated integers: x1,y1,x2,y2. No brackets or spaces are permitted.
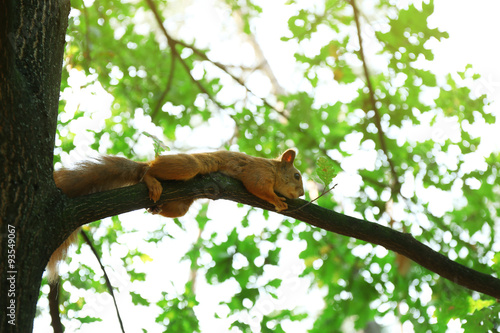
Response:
65,173,500,299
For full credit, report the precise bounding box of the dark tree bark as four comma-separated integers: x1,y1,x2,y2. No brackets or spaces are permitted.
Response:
1,0,71,332
48,282,63,333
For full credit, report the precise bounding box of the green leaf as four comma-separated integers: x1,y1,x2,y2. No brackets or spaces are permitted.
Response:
130,291,150,306
315,156,337,187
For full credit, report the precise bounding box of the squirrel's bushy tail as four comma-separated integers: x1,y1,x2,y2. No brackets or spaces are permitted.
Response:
48,156,149,283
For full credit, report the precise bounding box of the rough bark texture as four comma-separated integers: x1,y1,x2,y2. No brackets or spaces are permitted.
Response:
0,0,70,332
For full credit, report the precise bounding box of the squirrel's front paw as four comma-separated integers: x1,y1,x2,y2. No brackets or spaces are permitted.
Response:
274,197,288,212
148,183,162,202
144,175,163,202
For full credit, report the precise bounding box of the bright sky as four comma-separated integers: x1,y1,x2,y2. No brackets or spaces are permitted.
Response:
36,1,500,332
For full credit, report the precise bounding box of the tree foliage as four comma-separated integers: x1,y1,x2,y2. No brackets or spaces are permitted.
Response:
38,0,499,331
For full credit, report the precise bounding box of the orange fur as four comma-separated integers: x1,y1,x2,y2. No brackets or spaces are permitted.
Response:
50,150,304,282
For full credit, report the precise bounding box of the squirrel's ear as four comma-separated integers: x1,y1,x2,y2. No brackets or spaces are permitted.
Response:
280,149,296,163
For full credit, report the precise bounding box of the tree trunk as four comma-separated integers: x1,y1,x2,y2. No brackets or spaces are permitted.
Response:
0,0,70,332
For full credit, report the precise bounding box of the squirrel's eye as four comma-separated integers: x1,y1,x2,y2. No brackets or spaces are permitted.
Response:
294,173,300,180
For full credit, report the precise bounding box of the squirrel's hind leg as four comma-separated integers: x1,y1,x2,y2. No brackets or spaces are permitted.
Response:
148,199,194,218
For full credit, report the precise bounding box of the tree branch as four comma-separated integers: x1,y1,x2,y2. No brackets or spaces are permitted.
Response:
48,282,63,333
144,0,285,115
350,0,400,194
151,54,176,120
65,173,500,299
145,0,224,110
80,230,125,333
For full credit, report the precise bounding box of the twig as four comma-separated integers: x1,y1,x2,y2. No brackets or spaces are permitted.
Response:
182,43,285,116
144,0,285,116
80,230,126,333
286,183,337,213
350,0,400,194
80,0,92,65
176,49,225,110
151,55,177,120
145,0,222,109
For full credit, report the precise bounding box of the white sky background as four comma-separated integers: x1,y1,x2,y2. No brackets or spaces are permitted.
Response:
35,0,500,332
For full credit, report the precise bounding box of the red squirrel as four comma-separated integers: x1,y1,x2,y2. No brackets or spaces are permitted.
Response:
49,149,304,282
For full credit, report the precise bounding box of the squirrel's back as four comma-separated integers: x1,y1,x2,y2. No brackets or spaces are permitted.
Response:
148,151,276,180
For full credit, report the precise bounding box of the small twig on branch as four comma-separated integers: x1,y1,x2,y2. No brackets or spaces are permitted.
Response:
286,183,337,213
80,230,126,333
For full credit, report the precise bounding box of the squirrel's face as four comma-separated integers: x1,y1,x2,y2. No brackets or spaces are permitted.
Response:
275,165,305,199
274,149,305,199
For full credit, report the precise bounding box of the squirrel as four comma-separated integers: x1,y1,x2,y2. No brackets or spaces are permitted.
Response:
49,149,304,282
